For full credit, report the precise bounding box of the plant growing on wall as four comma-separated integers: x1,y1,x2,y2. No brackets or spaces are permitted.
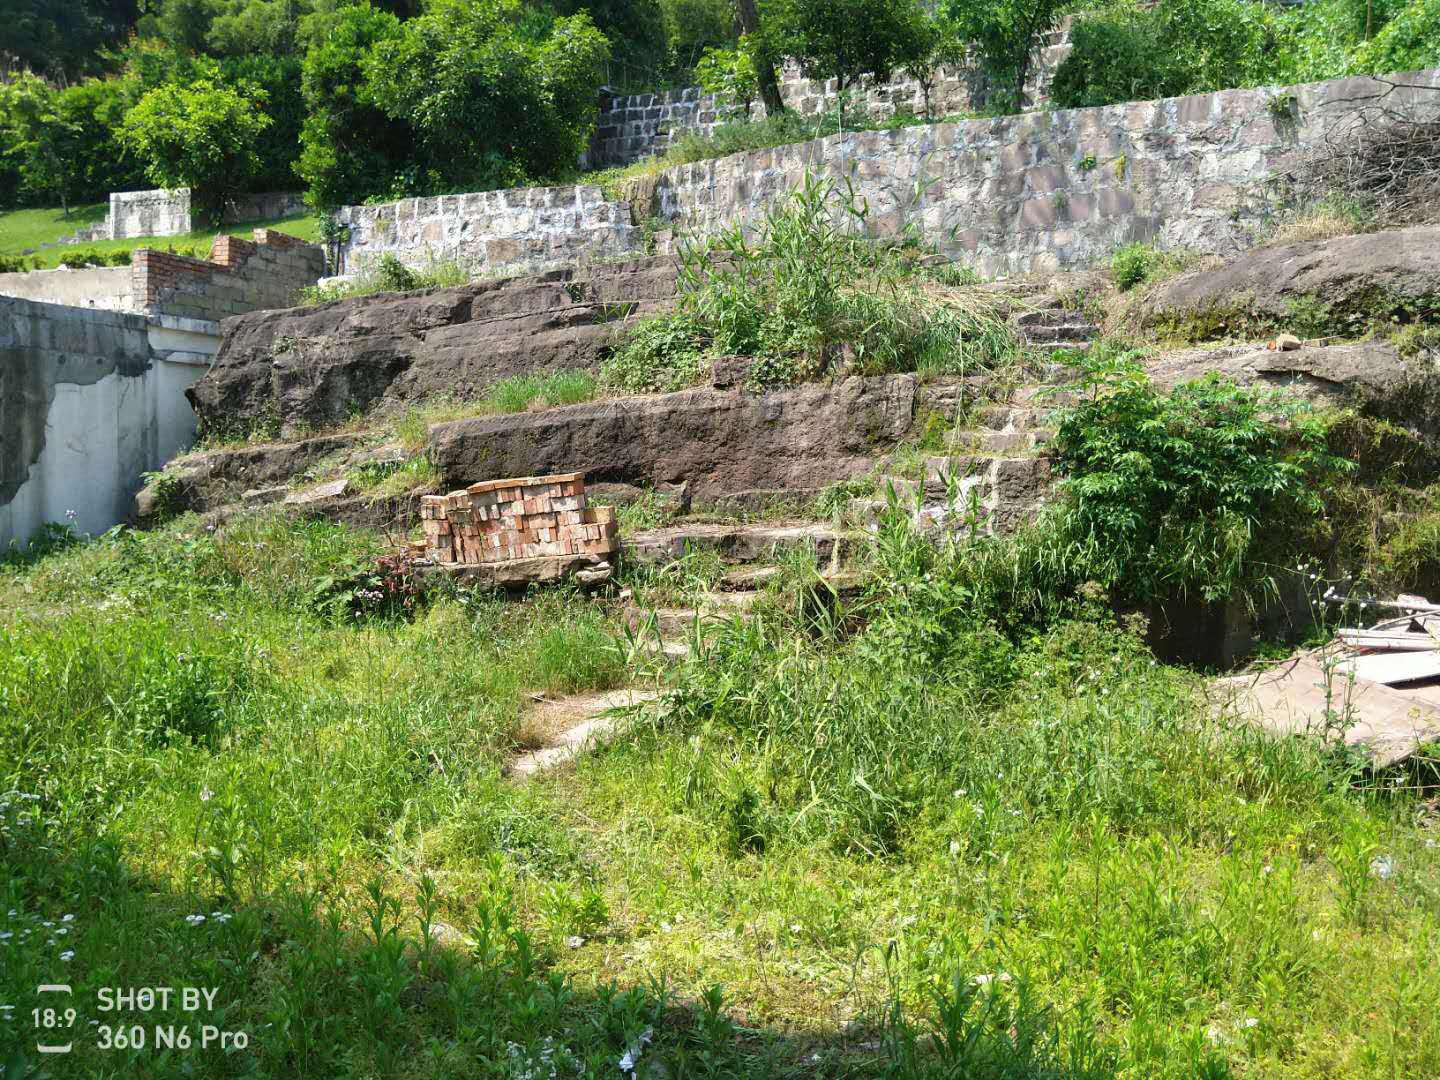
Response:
118,77,271,216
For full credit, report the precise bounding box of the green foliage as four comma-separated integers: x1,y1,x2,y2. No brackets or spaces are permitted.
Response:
601,313,709,393
297,253,472,305
1051,0,1275,110
0,0,139,81
945,0,1069,112
1109,241,1192,291
295,1,410,210
483,370,599,412
607,174,1015,393
695,45,761,116
770,0,930,109
1351,0,1440,72
1049,350,1353,603
360,0,610,197
118,77,271,209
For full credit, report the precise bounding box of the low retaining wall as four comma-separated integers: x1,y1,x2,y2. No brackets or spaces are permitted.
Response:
0,265,134,310
0,297,213,549
631,67,1440,278
134,229,326,323
588,23,1073,167
333,185,637,277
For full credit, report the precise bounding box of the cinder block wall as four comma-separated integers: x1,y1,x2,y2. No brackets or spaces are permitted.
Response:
132,229,326,322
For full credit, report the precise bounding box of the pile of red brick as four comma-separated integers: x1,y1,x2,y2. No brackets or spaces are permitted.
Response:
420,472,618,564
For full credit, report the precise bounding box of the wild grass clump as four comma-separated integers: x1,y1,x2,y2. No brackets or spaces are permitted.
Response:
602,173,1016,394
1265,194,1376,246
1110,241,1195,291
298,253,473,305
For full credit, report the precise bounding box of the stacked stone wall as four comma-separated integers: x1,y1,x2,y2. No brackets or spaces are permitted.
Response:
633,68,1440,278
588,22,1074,167
333,184,637,277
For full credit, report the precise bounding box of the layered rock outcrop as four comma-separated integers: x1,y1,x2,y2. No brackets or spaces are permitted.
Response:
430,375,918,501
187,258,679,438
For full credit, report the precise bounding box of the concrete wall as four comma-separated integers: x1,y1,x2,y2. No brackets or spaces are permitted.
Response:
109,188,193,240
333,184,638,277
588,23,1074,167
0,297,212,549
631,67,1440,278
0,229,324,548
0,266,134,311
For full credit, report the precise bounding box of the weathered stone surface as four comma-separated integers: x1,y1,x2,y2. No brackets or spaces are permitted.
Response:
622,522,845,566
429,375,917,499
1141,227,1440,328
1149,341,1440,435
187,258,679,437
145,433,369,517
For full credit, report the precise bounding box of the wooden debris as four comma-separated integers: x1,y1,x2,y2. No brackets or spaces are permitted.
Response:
1335,629,1437,652
1334,650,1440,686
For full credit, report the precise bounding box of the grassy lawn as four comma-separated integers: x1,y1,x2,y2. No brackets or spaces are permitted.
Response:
2,506,1437,1078
0,204,321,267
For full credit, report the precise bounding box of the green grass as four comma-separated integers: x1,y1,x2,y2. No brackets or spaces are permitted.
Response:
0,202,108,254
2,465,1439,1075
0,204,321,268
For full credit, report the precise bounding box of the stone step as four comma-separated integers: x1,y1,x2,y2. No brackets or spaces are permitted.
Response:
1010,309,1100,345
627,591,762,639
508,688,661,780
622,521,846,567
945,428,1053,456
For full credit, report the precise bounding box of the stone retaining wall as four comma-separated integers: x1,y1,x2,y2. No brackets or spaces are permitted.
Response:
588,23,1073,167
332,184,638,277
630,67,1440,278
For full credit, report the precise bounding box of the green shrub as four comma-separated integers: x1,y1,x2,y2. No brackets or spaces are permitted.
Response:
1048,350,1354,603
1110,242,1156,291
1110,242,1192,291
601,312,709,393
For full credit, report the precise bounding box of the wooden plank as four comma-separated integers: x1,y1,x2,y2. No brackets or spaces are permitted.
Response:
1336,629,1438,651
1335,650,1440,685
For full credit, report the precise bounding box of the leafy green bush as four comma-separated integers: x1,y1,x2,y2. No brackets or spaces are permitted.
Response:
1052,0,1275,109
1110,242,1193,291
1049,350,1353,603
601,313,708,393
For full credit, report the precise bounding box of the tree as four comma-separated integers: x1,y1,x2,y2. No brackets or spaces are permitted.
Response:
0,75,85,215
695,45,760,118
662,0,739,74
553,0,667,84
0,0,141,81
904,7,968,119
770,0,928,124
296,1,409,209
362,0,609,195
1351,0,1440,72
946,0,1068,112
118,78,271,213
736,0,785,116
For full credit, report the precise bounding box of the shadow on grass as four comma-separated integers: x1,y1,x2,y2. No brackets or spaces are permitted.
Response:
0,814,1132,1080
